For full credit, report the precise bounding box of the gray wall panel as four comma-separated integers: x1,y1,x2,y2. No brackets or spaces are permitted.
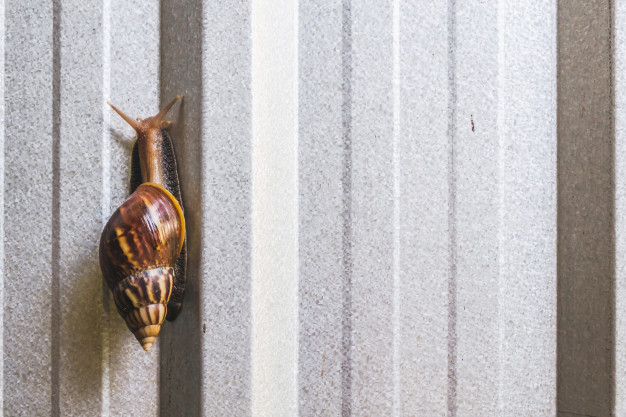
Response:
160,0,253,415
499,1,557,415
159,0,206,415
200,1,253,414
349,0,395,415
617,0,626,413
0,0,597,415
397,1,450,414
57,0,104,414
4,1,54,415
251,0,299,416
298,0,344,415
0,0,4,412
453,0,500,414
558,1,614,416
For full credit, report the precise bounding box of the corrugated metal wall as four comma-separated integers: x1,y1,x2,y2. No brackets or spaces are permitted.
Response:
2,0,622,415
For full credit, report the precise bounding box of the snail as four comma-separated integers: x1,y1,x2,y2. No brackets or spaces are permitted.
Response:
99,96,187,351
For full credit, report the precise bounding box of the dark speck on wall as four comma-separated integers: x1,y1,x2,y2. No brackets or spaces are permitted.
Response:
203,324,206,334
471,114,475,132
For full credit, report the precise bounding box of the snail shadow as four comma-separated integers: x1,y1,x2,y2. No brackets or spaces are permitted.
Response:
61,246,161,415
54,246,112,411
110,127,137,175
49,108,135,414
110,128,136,152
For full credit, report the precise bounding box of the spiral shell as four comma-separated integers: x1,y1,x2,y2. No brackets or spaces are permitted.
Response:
99,182,185,351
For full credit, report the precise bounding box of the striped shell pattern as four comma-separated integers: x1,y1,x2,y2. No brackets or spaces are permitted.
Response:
99,182,185,351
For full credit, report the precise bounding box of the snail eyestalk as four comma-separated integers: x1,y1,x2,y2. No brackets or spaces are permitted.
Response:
153,95,182,124
107,101,140,131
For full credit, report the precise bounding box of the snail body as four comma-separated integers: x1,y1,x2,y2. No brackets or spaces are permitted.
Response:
99,97,187,351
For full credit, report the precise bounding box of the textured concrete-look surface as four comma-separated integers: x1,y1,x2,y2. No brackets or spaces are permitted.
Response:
453,1,501,413
4,1,54,415
297,1,345,414
0,0,589,415
252,0,298,416
396,1,450,414
616,0,626,414
160,0,253,415
57,1,106,415
558,1,614,416
4,0,160,415
499,2,557,414
297,0,557,416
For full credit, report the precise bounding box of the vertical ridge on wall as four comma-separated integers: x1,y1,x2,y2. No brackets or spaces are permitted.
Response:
446,0,457,414
340,1,353,415
349,1,395,414
340,0,354,417
397,0,450,414
251,0,299,415
451,0,499,413
198,1,253,414
99,0,111,412
159,0,203,413
160,0,253,414
496,5,505,413
0,0,5,413
56,1,105,413
297,0,345,414
4,1,54,414
107,0,160,415
615,0,626,413
50,0,61,414
558,2,614,416
391,0,400,414
198,0,254,410
498,1,556,415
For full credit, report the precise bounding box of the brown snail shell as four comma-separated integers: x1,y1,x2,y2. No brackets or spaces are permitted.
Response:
99,182,185,351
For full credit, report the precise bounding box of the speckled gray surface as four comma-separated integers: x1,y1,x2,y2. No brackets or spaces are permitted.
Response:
397,2,450,414
159,0,204,415
453,0,501,412
298,1,345,415
349,1,396,414
1,0,567,415
558,1,613,416
3,0,160,415
617,0,626,415
299,0,557,415
4,1,54,415
251,0,299,416
57,0,106,415
499,2,556,415
160,0,253,416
